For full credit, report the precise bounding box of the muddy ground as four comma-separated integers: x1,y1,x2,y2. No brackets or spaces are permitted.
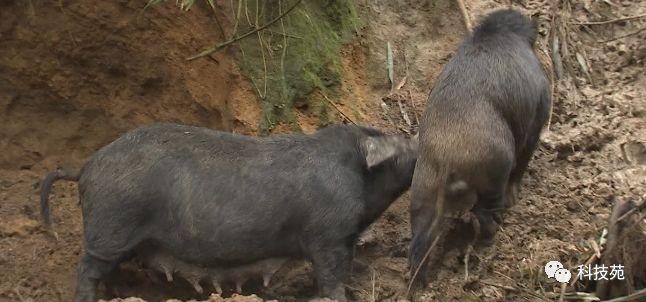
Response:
1,0,644,301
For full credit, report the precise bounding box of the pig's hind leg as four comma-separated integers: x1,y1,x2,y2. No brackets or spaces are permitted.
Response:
474,180,509,246
506,92,550,208
74,253,122,302
506,135,539,208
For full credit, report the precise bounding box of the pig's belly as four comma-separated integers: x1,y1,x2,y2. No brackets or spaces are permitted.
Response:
152,208,303,266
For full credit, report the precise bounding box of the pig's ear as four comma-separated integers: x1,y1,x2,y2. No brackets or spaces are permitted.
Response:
361,136,398,169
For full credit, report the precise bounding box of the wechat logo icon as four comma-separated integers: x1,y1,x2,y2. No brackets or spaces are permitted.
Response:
545,260,571,283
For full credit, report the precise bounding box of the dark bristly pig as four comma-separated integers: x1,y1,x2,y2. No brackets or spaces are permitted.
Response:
40,123,418,302
409,9,551,287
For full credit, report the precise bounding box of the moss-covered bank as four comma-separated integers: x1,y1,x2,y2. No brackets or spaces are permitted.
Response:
234,0,360,133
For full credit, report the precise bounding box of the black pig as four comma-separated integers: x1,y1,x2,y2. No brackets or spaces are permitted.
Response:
40,123,417,302
409,9,550,287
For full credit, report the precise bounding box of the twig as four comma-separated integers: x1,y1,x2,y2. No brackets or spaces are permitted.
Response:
265,29,303,39
407,90,420,126
53,283,64,302
13,287,27,302
395,76,407,91
232,0,242,35
322,93,357,125
596,198,633,299
590,238,602,259
397,98,412,127
457,0,472,32
599,26,646,43
344,284,370,296
254,0,268,99
405,229,445,298
401,48,419,127
240,71,265,99
13,278,29,302
387,42,394,92
569,252,599,287
242,0,252,27
493,271,516,283
208,1,226,40
617,205,640,222
561,292,601,301
187,0,304,60
26,0,35,18
523,287,553,301
381,101,396,127
371,268,376,302
464,244,473,281
402,45,409,81
278,0,288,103
492,271,552,301
558,281,567,302
464,212,480,281
570,13,646,25
575,51,594,85
480,280,518,292
602,288,646,302
551,34,564,80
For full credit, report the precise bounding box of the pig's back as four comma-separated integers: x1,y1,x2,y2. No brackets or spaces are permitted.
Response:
78,123,356,212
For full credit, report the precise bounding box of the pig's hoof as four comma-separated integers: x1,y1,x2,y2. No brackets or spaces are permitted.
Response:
326,286,348,302
263,276,271,287
192,283,203,294
165,271,174,282
212,282,223,294
477,233,496,247
492,212,504,224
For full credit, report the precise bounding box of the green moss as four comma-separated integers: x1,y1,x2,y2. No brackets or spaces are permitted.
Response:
235,0,360,134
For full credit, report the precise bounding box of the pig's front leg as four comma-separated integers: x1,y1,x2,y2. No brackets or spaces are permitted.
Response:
309,242,352,302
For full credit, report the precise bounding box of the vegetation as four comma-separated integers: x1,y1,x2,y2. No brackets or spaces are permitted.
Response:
148,0,361,134
233,0,360,133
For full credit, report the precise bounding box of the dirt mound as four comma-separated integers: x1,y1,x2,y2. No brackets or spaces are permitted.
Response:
0,0,259,171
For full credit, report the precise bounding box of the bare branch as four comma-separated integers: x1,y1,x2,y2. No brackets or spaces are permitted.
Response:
187,0,304,61
571,13,646,25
